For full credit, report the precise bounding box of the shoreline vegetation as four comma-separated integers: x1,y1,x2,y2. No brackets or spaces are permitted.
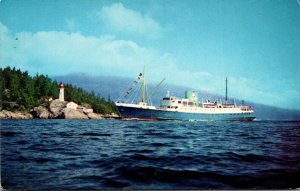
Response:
0,67,117,119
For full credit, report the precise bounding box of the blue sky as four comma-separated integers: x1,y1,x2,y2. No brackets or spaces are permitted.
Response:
0,0,300,109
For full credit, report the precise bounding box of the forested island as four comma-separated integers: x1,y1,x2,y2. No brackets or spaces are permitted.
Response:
0,67,116,119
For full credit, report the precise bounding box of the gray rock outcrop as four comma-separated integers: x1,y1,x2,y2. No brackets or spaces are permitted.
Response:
61,108,89,119
32,106,50,119
0,110,33,119
49,99,66,118
86,112,104,119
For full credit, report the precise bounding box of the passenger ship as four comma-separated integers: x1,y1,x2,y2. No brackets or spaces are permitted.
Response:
115,68,255,121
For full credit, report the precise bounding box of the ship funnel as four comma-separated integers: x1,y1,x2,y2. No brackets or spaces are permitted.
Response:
185,91,199,104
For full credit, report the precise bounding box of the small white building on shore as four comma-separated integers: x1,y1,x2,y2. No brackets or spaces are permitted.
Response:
66,101,78,110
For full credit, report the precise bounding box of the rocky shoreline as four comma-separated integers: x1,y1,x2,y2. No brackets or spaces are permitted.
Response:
0,99,104,120
0,110,33,119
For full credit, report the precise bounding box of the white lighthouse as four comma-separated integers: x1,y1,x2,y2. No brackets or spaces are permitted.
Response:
59,82,65,102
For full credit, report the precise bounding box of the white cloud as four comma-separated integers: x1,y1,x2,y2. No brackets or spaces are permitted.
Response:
97,3,162,38
0,22,9,37
1,31,144,76
0,22,207,87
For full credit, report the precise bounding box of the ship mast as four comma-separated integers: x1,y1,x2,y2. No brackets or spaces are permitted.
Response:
141,66,146,104
225,77,228,103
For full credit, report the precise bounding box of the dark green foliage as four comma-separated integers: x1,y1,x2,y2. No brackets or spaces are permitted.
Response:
0,67,115,114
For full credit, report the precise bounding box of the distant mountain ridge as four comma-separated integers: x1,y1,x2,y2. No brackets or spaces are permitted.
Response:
53,73,300,120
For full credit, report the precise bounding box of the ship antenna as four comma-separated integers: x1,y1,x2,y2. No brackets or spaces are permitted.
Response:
225,77,228,103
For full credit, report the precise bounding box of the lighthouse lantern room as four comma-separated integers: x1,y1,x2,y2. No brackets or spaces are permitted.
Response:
59,82,65,102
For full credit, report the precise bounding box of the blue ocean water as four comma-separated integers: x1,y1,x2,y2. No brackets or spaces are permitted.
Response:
1,119,300,189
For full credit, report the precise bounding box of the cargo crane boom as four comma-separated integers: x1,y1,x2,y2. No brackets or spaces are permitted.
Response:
149,78,165,99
